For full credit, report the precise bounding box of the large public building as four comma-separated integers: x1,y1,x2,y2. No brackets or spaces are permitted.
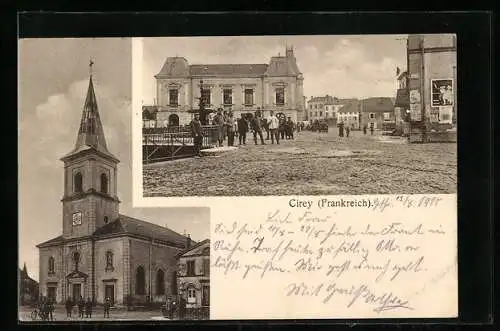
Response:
145,46,305,125
37,71,196,306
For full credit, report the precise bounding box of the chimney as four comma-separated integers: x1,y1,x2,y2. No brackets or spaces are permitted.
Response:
186,234,191,249
164,224,168,229
286,45,294,58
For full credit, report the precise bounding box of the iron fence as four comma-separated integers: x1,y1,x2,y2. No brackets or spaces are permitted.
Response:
142,125,219,163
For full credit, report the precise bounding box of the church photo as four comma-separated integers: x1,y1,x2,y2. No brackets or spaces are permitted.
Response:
19,38,210,321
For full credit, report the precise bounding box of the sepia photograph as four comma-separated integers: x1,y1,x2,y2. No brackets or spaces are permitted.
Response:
139,34,457,198
18,38,210,321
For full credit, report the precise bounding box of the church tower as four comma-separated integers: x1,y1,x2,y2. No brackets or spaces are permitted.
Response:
60,63,120,239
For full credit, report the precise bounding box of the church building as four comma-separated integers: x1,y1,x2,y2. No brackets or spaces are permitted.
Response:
37,69,193,306
147,46,305,126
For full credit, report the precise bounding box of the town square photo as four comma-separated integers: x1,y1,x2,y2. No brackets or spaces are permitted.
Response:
18,38,210,321
138,35,457,198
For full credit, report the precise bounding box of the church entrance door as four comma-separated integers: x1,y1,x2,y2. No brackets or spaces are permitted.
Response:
72,284,81,303
105,285,115,306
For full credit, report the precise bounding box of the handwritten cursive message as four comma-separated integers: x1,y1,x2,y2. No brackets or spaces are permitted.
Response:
210,194,457,319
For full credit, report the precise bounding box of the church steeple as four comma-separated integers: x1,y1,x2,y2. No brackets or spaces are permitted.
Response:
60,60,120,240
62,60,117,162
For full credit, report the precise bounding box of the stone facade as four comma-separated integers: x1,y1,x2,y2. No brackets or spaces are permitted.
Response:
37,74,192,306
177,240,210,309
148,46,305,125
407,34,457,135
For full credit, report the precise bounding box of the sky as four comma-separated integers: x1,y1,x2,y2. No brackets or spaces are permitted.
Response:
18,38,210,281
141,35,408,103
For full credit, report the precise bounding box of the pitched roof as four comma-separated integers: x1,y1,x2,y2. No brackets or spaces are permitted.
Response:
335,98,359,105
265,56,301,76
361,97,394,112
190,64,268,77
62,76,118,162
309,95,335,104
155,57,190,78
338,100,361,113
93,214,191,248
37,215,191,249
37,235,64,248
177,239,210,258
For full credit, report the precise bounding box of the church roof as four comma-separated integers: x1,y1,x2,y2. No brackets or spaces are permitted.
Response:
61,74,118,162
37,235,64,247
93,214,192,248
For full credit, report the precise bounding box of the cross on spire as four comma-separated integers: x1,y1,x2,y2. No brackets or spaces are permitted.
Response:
89,58,94,76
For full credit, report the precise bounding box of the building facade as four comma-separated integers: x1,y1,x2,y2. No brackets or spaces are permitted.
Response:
337,97,394,130
307,96,358,123
19,263,39,305
177,240,210,309
406,34,457,141
360,97,395,130
37,73,192,306
146,46,305,125
337,101,361,129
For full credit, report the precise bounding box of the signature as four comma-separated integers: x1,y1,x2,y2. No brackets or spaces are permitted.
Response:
347,284,413,313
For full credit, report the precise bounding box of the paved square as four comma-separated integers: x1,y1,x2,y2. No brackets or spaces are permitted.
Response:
143,129,457,196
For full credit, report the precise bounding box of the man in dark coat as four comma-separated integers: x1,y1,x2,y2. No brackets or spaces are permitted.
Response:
47,297,55,321
78,296,85,318
190,113,203,156
65,297,73,317
212,109,225,147
178,296,187,320
237,114,249,145
103,297,111,318
338,121,344,137
85,297,92,318
370,122,375,135
250,113,265,145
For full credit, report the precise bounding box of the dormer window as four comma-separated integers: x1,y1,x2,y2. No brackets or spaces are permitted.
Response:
100,173,108,194
74,172,83,193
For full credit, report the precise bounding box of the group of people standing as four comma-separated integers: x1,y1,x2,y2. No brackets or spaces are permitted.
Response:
190,108,297,153
163,295,187,320
337,121,375,137
33,296,55,321
62,296,112,319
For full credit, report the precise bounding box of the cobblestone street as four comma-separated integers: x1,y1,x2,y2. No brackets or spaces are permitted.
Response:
143,129,457,196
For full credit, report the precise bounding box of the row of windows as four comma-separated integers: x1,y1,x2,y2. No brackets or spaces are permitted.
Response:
135,266,169,295
166,88,285,107
185,258,210,277
47,250,115,274
73,172,109,194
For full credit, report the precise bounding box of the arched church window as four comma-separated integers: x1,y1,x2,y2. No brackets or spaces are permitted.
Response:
156,269,165,295
135,266,146,295
105,250,114,271
48,257,55,274
100,173,108,194
74,172,83,193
